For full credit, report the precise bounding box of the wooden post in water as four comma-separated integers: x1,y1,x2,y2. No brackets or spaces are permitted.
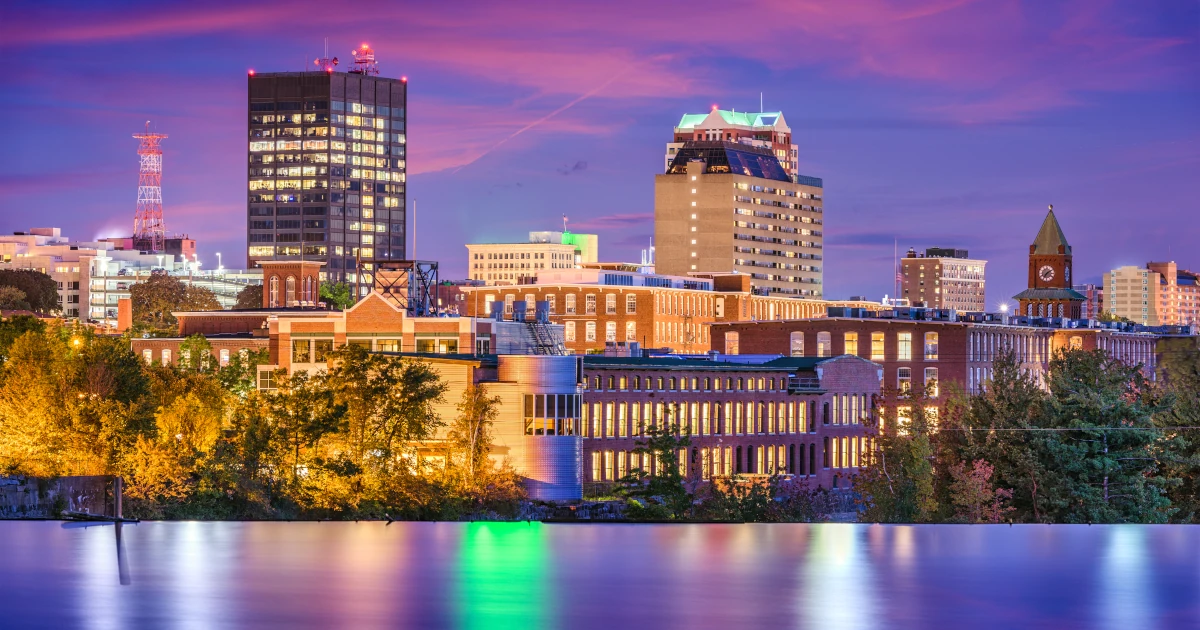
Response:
114,476,123,520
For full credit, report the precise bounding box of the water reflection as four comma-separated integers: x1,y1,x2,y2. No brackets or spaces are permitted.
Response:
1,522,1197,629
800,525,879,630
1098,526,1153,630
455,522,551,630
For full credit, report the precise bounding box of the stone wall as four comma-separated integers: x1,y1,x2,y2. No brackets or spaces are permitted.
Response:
0,476,114,519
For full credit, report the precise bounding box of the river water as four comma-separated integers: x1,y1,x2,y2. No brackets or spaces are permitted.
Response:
0,521,1196,629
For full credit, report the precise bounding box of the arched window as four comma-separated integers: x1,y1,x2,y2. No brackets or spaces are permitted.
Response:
789,332,804,357
286,276,296,306
269,276,279,307
816,332,831,357
1057,303,1064,318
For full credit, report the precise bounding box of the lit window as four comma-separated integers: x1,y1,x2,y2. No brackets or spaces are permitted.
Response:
586,321,597,342
924,332,938,360
925,367,939,397
626,321,636,341
565,321,576,342
898,367,911,392
898,332,912,361
871,332,885,361
844,332,858,356
605,321,617,342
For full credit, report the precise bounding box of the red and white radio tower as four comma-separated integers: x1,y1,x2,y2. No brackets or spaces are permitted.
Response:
133,121,168,253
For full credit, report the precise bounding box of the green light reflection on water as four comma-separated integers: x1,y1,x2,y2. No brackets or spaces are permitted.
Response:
454,522,553,630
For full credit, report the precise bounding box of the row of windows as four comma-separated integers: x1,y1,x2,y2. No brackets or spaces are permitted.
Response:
588,436,867,482
580,396,871,439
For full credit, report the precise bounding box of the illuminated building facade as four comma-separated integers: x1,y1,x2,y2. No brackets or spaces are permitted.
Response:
666,108,800,178
655,150,824,297
246,57,407,289
579,354,882,490
466,230,598,285
900,247,987,312
1105,262,1199,326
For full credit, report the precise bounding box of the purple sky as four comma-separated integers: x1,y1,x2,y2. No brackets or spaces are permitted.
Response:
1,1,1196,303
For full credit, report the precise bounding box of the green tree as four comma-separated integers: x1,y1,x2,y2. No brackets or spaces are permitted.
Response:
0,269,59,313
235,284,264,310
216,347,270,398
0,287,29,311
944,350,1057,522
618,419,693,520
856,386,938,523
266,370,347,483
178,334,215,372
130,272,221,332
447,384,501,486
320,282,354,309
0,315,45,363
325,345,447,476
1040,349,1171,523
1155,337,1200,522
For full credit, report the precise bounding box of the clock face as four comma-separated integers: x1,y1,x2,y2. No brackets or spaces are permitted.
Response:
1039,265,1055,282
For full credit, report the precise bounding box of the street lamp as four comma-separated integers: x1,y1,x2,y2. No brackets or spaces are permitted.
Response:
216,252,223,274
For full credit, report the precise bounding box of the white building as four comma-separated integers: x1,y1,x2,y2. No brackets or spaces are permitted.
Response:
0,227,260,327
466,230,599,285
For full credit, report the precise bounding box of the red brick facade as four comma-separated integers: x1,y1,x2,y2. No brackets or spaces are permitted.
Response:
579,354,882,490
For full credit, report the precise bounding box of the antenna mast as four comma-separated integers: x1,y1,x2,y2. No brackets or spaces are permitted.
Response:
349,43,380,76
132,121,168,253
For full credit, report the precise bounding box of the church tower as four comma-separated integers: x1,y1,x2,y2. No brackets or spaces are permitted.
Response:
1013,205,1086,319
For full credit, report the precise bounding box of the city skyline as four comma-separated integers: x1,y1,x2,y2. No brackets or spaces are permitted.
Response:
0,1,1196,304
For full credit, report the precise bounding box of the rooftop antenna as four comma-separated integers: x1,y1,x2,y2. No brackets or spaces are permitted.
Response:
132,121,168,253
562,213,568,233
760,92,763,112
314,36,339,72
349,43,379,76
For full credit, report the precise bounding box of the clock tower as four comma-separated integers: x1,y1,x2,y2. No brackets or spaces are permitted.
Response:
1013,205,1085,319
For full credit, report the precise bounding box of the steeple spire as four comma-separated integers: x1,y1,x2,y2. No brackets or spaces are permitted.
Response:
1031,204,1071,255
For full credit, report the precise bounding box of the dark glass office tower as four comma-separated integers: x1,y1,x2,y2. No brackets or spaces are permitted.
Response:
246,66,406,288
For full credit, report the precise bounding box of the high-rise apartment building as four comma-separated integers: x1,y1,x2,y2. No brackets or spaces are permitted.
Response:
246,47,407,291
655,143,824,297
666,109,799,178
1105,262,1199,325
900,247,987,312
1148,261,1199,326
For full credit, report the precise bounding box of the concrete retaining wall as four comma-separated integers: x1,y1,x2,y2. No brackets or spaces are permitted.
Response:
0,475,114,519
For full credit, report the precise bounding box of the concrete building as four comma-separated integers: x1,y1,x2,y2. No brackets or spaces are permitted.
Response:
466,230,598,285
666,109,799,179
900,247,987,312
1013,206,1085,319
580,354,882,490
246,55,407,288
0,227,258,327
1105,262,1199,326
459,268,879,355
655,145,824,297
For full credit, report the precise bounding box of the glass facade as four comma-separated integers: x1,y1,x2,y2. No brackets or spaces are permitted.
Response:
247,71,407,286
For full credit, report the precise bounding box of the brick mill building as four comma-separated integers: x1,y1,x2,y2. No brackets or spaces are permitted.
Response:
579,354,883,490
460,268,878,355
710,309,1163,420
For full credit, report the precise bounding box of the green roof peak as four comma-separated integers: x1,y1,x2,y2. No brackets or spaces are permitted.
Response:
1032,205,1071,255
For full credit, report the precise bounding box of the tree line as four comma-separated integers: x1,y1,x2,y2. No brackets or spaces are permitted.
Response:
0,316,523,520
856,343,1200,524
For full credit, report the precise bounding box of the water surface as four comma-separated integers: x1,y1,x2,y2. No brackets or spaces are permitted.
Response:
0,521,1196,629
